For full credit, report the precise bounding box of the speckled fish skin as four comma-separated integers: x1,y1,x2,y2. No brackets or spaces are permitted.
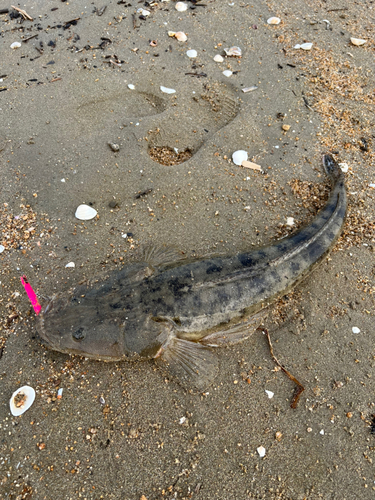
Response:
36,155,346,389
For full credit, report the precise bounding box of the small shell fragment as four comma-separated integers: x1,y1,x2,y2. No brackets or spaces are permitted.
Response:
75,204,97,221
232,150,248,165
294,43,313,50
160,86,176,94
350,37,366,46
224,46,242,57
10,42,22,49
10,386,36,416
242,160,262,171
242,86,258,93
186,49,197,58
257,446,266,458
286,217,294,226
57,388,63,399
168,31,187,42
137,8,150,16
339,163,349,173
265,390,274,399
222,70,233,77
352,327,360,334
267,17,281,25
108,142,120,152
282,124,291,131
175,2,188,12
128,84,135,90
65,262,75,268
213,54,224,63
0,245,5,253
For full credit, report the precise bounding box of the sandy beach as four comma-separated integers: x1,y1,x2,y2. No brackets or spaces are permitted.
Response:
1,1,375,498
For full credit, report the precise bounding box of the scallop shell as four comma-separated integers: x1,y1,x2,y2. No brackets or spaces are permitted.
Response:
75,204,97,221
267,17,281,25
232,150,248,165
224,46,242,57
186,49,197,58
10,386,36,416
350,37,366,46
175,2,188,12
175,31,187,42
160,86,176,94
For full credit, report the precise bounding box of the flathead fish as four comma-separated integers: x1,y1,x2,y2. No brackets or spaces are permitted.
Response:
36,155,346,389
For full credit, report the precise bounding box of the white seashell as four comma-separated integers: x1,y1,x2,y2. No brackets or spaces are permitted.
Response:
65,262,75,268
10,42,22,49
352,327,360,334
286,217,294,226
160,86,176,94
10,386,36,416
128,84,135,90
257,446,266,458
369,183,375,188
267,17,281,25
320,429,325,435
186,49,197,58
222,70,232,77
0,245,5,253
75,204,97,221
175,2,188,12
350,37,366,46
338,163,349,173
242,86,258,93
224,46,242,57
137,8,150,16
294,42,313,50
168,31,187,42
214,54,224,63
265,390,274,399
232,150,248,165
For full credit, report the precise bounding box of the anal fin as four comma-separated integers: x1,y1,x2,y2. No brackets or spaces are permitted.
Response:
157,337,218,391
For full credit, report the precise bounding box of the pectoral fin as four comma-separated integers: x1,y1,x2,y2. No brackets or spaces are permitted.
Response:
156,337,218,391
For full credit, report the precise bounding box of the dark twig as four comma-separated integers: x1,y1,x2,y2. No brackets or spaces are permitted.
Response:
263,328,305,409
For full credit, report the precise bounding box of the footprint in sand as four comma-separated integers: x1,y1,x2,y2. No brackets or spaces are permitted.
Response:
76,80,239,165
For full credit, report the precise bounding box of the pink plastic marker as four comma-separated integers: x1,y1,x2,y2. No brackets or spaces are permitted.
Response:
20,275,42,315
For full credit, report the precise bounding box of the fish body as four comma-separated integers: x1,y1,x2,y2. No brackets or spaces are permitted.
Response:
37,155,346,389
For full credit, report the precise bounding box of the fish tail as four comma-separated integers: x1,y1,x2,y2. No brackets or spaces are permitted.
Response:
322,154,342,181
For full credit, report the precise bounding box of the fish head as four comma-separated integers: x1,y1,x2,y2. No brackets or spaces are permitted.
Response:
36,294,169,361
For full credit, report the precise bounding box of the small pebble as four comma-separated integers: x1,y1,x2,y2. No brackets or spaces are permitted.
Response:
369,183,375,188
282,124,291,131
320,430,325,435
352,326,360,334
137,8,150,16
257,446,266,458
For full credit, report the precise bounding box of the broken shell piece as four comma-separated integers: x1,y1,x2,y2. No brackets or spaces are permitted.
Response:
352,327,360,334
286,217,294,226
75,204,97,221
242,160,262,171
168,31,187,42
214,54,224,63
137,8,150,16
232,150,248,165
267,17,281,25
339,163,349,173
175,2,188,11
242,86,258,93
294,43,313,50
282,124,291,131
160,86,176,94
350,37,366,46
0,245,5,253
186,49,197,58
265,390,274,399
108,142,120,152
65,262,75,268
222,70,232,77
10,386,36,416
10,42,22,49
257,446,266,458
128,84,135,90
224,46,242,57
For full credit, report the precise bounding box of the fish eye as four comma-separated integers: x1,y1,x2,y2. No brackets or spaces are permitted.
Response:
72,327,85,342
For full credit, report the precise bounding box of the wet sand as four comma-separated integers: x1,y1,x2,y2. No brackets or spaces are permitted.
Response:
1,1,375,498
